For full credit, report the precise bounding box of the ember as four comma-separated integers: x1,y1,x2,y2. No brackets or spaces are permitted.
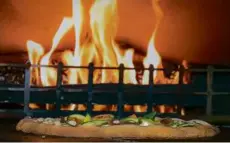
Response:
0,66,24,85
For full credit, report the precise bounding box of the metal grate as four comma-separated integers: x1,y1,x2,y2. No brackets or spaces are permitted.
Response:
0,63,230,118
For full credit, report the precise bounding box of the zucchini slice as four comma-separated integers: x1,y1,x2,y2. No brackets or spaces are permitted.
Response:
120,117,139,124
82,120,109,127
67,114,86,124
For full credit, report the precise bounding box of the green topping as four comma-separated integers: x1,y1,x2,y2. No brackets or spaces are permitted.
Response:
68,114,85,120
170,121,195,128
63,113,202,128
83,114,92,123
143,112,157,120
120,117,139,124
68,114,85,121
82,120,109,127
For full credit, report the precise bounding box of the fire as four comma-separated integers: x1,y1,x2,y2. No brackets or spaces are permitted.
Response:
27,40,44,85
26,0,184,114
40,18,73,86
142,0,163,85
122,49,138,84
63,0,83,85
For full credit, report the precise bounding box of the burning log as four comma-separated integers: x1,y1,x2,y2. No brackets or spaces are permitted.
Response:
0,41,145,64
0,65,24,85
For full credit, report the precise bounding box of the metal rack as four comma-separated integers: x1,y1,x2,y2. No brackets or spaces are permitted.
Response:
0,63,230,118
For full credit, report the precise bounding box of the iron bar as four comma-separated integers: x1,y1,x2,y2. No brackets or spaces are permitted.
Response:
55,63,63,115
176,65,184,114
87,63,94,114
117,64,124,118
147,64,154,113
0,63,230,117
206,66,213,115
23,63,31,116
1,63,230,72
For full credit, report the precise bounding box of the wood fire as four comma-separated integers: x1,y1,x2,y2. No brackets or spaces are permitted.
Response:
25,0,186,115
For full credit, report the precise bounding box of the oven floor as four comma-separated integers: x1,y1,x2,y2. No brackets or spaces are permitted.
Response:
0,118,230,142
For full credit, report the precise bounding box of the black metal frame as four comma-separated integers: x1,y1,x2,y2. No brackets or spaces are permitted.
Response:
0,63,229,118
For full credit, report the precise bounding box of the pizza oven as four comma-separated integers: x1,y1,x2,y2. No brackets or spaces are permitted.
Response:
1,59,230,141
1,0,230,141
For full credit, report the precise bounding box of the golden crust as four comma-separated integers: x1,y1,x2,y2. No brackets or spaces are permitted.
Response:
16,118,219,139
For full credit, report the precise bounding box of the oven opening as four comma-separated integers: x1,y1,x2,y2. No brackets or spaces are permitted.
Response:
0,0,229,120
1,0,230,141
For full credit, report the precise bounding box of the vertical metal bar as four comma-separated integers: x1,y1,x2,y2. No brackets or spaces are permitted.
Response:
177,65,184,115
87,63,94,115
56,63,63,115
117,64,124,118
24,63,31,116
206,66,213,115
179,65,184,84
147,64,154,113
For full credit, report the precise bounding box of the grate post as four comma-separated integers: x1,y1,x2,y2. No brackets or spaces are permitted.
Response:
24,63,32,117
206,66,213,115
87,63,94,115
177,65,184,115
117,64,124,118
55,63,63,115
179,65,184,84
147,64,154,113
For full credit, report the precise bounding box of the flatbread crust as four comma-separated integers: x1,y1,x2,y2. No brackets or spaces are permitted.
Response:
16,118,219,139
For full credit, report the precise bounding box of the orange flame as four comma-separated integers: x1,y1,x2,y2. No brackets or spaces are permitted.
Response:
26,0,184,114
89,0,120,83
64,0,84,85
27,40,44,66
26,0,154,86
27,40,44,85
40,18,73,86
142,0,163,85
122,49,138,84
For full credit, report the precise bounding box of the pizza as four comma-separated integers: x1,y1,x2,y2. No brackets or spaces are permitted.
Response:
16,112,220,139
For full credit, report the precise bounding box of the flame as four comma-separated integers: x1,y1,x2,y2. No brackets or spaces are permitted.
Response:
39,18,73,86
122,49,138,84
27,40,44,66
64,0,84,85
61,50,76,84
142,0,163,85
26,0,147,86
90,0,119,83
27,40,44,85
26,0,185,114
